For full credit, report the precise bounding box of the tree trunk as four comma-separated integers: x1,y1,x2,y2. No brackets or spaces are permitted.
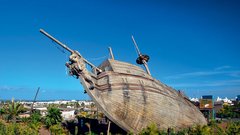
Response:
13,116,16,123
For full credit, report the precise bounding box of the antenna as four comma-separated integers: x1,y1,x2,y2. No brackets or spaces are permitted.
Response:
131,35,151,76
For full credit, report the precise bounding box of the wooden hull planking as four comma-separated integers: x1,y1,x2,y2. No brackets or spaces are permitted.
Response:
80,59,207,133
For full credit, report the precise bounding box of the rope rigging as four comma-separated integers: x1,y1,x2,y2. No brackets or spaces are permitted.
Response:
52,40,108,62
86,55,108,61
52,40,67,54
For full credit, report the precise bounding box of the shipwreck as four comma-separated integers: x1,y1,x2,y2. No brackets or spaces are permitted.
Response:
40,29,207,133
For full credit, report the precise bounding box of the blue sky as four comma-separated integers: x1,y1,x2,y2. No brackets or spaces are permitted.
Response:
0,0,239,100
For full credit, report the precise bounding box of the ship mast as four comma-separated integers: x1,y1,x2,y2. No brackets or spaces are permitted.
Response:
30,87,40,114
131,35,151,76
108,47,115,60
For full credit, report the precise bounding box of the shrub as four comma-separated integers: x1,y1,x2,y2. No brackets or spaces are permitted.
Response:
50,124,67,135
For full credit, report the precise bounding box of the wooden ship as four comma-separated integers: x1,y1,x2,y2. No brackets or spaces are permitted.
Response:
40,29,207,133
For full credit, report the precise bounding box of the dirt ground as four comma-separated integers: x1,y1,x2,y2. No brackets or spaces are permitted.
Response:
39,126,50,135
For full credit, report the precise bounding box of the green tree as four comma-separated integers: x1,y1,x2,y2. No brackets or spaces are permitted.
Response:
30,111,42,124
3,99,25,123
217,104,240,119
45,107,62,128
74,102,80,109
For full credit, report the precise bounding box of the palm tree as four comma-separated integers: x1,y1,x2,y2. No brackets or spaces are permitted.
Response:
30,111,42,124
44,107,62,128
28,111,43,132
3,99,25,123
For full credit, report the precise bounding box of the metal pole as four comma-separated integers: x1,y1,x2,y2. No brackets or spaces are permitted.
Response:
108,47,115,60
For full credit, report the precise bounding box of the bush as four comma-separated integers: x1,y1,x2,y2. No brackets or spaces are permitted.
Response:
0,121,38,135
0,120,6,135
49,124,67,135
138,121,240,135
44,107,62,128
226,121,240,135
139,123,161,135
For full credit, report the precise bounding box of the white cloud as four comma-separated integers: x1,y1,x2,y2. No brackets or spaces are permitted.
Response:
165,65,240,79
169,79,240,88
0,85,26,91
42,90,46,93
215,65,231,71
166,70,240,79
229,72,240,77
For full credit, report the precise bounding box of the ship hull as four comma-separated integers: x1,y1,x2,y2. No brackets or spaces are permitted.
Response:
80,59,207,133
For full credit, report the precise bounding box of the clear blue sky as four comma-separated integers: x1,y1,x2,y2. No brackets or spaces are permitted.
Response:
0,0,239,100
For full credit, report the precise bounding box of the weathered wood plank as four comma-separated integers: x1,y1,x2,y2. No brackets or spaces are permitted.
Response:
78,59,207,134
